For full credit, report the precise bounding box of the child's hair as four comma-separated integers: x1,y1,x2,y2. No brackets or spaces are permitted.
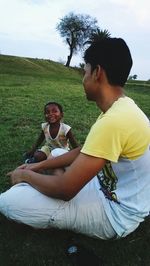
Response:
44,101,63,113
84,37,133,87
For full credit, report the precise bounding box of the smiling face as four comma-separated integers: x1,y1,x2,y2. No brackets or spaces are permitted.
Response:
44,104,63,124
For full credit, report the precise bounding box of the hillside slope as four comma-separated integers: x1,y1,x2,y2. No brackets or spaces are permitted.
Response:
0,54,82,83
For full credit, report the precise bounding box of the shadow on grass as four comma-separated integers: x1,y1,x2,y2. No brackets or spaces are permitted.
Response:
0,214,150,266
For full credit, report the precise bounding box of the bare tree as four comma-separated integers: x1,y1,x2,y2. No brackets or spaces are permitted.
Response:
56,12,99,67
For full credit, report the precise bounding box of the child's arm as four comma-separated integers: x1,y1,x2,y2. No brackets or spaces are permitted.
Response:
66,129,79,149
26,131,45,157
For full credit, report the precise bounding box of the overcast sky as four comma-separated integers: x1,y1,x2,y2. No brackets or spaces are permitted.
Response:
0,0,149,80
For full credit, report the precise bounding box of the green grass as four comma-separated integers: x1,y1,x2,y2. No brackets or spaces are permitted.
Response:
0,54,150,265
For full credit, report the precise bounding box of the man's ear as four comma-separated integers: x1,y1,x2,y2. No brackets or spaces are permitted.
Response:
94,65,101,80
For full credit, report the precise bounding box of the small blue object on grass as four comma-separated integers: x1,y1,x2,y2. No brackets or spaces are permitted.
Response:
66,244,102,266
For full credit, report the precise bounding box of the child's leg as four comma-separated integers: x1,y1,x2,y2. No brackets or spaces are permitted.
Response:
33,150,47,162
32,145,50,162
25,146,49,163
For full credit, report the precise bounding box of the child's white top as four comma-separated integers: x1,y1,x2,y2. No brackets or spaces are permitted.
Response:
41,122,71,150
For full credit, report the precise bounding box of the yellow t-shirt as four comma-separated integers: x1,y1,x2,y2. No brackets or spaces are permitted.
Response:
81,97,150,237
81,97,150,162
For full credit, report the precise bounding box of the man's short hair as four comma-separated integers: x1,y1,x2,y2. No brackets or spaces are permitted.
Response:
84,38,133,86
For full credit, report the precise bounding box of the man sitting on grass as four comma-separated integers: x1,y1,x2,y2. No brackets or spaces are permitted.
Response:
0,37,150,240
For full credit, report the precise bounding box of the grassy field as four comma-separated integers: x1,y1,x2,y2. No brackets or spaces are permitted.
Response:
0,54,150,266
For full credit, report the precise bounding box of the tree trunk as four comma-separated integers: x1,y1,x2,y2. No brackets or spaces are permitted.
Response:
65,56,72,67
65,47,73,67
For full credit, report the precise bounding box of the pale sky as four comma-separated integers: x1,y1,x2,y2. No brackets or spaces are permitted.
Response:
0,0,149,80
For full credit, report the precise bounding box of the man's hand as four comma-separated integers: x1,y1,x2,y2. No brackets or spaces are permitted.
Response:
7,169,28,185
17,162,41,172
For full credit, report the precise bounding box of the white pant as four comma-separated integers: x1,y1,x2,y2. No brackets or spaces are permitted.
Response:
0,149,116,240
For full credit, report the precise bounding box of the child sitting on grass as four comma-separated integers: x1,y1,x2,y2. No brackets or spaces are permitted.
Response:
25,101,78,163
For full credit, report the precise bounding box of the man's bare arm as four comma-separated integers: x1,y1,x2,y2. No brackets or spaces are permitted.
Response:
18,147,81,172
8,152,106,201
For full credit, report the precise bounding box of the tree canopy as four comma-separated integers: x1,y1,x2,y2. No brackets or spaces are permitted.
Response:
128,74,138,80
84,28,111,45
56,12,99,67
